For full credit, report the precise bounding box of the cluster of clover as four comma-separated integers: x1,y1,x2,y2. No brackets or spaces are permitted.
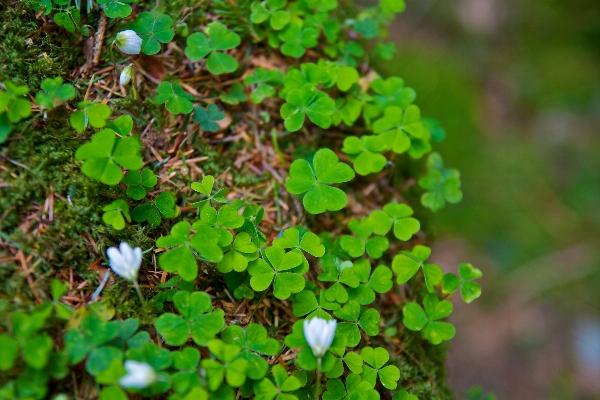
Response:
0,0,482,399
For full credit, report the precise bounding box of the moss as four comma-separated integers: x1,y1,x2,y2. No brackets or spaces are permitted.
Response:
0,3,83,88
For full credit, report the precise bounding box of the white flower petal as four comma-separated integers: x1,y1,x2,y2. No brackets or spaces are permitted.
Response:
115,30,142,55
304,317,337,357
120,64,134,85
120,361,156,388
106,242,142,282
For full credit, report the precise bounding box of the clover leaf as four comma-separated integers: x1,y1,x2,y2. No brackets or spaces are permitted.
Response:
341,135,387,176
393,390,418,400
370,76,416,110
273,227,325,273
54,8,81,34
202,340,249,390
102,199,131,230
333,300,380,347
318,254,360,303
463,386,497,400
127,12,175,55
253,364,303,400
75,129,142,185
402,293,455,345
251,0,291,30
97,0,135,18
346,259,393,305
323,374,378,400
222,323,281,380
284,319,344,372
185,22,241,75
64,314,120,366
50,279,73,319
368,202,420,241
154,291,225,346
441,263,483,303
131,191,177,227
286,148,355,214
69,101,111,133
220,82,247,105
123,168,157,200
156,221,225,281
372,105,426,154
359,347,400,390
35,77,75,109
107,115,134,136
324,63,359,92
280,83,335,131
218,233,259,273
332,97,363,127
190,175,229,209
292,289,340,320
419,152,463,211
193,103,225,132
391,245,442,292
155,82,195,115
244,68,284,104
339,218,389,259
248,247,305,299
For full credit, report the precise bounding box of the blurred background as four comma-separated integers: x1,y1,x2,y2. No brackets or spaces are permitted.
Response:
382,0,600,398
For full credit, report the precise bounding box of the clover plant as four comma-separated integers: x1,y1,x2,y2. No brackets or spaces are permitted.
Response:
442,263,483,303
155,82,195,115
419,152,463,211
0,81,32,142
280,83,335,131
244,68,285,104
193,103,225,132
248,246,305,299
251,0,291,31
97,0,136,18
339,217,389,259
128,12,175,55
341,135,387,176
70,101,112,133
403,294,456,345
286,148,355,214
360,346,401,390
123,168,157,200
35,77,75,109
369,202,420,241
392,245,443,293
131,191,178,227
185,22,241,75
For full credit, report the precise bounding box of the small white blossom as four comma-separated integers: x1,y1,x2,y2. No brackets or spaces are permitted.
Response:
119,361,156,389
120,64,134,85
115,30,142,55
106,242,142,282
303,317,337,358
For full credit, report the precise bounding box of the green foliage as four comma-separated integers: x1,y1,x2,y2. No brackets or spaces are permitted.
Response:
248,246,305,299
286,148,355,214
369,203,420,241
392,245,443,293
441,263,483,303
0,80,31,142
190,175,229,209
280,83,335,131
131,191,178,227
35,77,75,109
251,0,291,31
155,82,195,115
128,12,175,55
323,374,379,400
341,135,387,176
97,0,136,18
253,364,302,399
359,346,401,389
244,68,285,104
278,21,318,58
220,82,247,104
463,386,497,400
346,259,393,305
403,294,455,345
185,22,241,75
218,232,258,273
102,200,131,230
419,152,463,211
70,102,111,133
339,218,389,259
123,168,158,200
156,221,224,281
154,290,225,346
75,128,143,185
221,323,281,380
193,103,225,132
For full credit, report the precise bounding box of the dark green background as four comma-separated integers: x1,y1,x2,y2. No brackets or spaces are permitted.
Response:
384,0,600,398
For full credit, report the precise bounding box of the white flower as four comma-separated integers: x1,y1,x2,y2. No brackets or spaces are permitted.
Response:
106,242,142,282
303,317,337,358
115,30,142,55
119,361,156,389
120,64,134,85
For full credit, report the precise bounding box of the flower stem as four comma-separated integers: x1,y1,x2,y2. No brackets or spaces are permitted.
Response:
133,280,145,305
315,357,322,400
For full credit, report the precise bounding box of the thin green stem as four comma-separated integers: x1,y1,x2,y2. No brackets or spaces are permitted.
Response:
133,280,145,305
315,357,322,400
